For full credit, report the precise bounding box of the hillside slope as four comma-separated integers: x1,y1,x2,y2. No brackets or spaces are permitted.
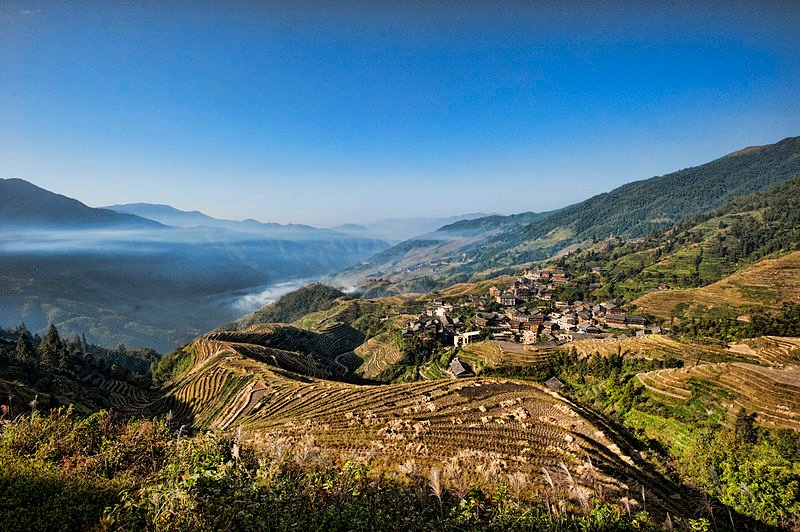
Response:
547,173,800,305
0,178,161,229
634,251,800,319
151,333,689,515
334,136,800,293
230,284,346,330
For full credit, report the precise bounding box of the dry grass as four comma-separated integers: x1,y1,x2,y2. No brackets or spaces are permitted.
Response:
459,340,552,371
354,332,405,379
563,335,737,364
728,336,800,367
431,276,517,299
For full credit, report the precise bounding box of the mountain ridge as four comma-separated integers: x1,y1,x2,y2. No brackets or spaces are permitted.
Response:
0,181,390,351
335,136,800,294
104,202,359,238
0,178,163,229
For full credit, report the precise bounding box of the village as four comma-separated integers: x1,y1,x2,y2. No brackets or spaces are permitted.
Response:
402,266,665,377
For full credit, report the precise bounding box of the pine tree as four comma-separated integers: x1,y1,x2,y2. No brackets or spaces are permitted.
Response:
38,324,63,369
14,324,36,364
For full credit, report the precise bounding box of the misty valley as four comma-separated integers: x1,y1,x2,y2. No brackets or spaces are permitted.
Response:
0,179,388,351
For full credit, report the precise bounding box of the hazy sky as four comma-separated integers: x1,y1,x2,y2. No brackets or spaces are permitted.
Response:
2,1,799,227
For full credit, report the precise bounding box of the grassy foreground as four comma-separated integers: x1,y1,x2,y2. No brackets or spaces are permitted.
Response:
0,408,716,532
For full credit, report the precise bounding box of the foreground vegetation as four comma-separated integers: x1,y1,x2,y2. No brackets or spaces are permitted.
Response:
489,348,800,529
1,408,721,531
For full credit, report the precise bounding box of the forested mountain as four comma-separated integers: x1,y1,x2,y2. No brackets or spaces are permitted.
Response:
0,178,161,229
549,174,800,304
335,136,800,294
229,283,346,330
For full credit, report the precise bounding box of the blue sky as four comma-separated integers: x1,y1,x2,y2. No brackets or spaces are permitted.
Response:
2,1,799,226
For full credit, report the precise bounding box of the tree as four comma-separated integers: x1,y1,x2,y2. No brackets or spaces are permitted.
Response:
38,324,65,370
14,324,36,364
734,408,758,445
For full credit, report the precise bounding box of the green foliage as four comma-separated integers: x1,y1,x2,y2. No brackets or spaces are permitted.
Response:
1,409,669,531
234,283,345,328
14,324,36,364
678,424,800,527
0,323,156,415
38,324,65,369
673,302,800,342
558,174,800,305
151,347,195,386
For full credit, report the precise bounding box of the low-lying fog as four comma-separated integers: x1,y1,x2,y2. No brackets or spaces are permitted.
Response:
0,226,386,351
226,278,315,314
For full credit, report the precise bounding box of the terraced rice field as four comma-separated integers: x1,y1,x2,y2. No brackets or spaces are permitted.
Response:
354,332,404,379
637,362,800,430
563,335,738,364
634,251,800,319
430,275,516,299
459,341,551,370
318,322,365,354
102,379,162,412
293,296,412,331
727,336,800,367
154,335,690,512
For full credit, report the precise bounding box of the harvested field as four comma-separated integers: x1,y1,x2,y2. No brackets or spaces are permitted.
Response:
459,341,551,370
637,362,800,430
564,335,739,364
354,332,405,379
728,336,800,367
149,334,689,514
634,251,800,319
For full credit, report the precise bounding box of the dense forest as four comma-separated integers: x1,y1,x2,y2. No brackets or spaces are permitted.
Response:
0,324,155,416
445,137,800,273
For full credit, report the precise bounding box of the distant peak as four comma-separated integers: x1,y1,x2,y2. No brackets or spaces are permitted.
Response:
725,136,800,158
726,145,770,157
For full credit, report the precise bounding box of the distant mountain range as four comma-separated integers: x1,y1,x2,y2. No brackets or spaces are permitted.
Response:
334,136,800,294
4,136,799,349
331,213,496,243
104,202,333,236
0,179,162,229
0,181,389,351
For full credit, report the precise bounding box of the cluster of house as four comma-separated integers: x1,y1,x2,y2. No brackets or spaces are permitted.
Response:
485,268,570,306
401,269,664,349
401,300,463,345
474,298,663,344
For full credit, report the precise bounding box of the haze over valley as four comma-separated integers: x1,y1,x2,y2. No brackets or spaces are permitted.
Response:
0,178,389,351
